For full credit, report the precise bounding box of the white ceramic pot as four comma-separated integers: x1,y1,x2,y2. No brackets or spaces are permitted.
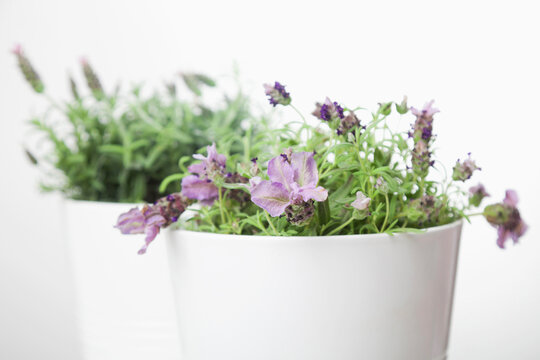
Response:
64,199,181,360
165,221,462,360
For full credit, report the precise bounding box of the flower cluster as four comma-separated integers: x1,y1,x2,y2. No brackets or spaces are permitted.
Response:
115,80,528,252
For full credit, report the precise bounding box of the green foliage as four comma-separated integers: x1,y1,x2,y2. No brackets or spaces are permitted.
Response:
179,98,476,236
21,64,262,202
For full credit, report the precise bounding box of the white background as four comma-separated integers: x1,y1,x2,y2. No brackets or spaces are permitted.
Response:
1,0,539,359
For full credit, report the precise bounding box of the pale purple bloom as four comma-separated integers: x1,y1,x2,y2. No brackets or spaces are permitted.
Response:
181,143,227,205
115,193,191,254
484,190,528,249
250,152,328,217
351,191,371,210
410,100,440,119
263,81,291,107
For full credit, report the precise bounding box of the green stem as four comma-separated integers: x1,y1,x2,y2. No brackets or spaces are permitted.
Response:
327,216,355,236
380,193,390,232
465,212,484,217
218,187,226,224
290,104,306,124
264,211,279,236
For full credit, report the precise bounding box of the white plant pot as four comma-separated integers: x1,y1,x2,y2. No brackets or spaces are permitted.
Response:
165,221,462,360
64,199,181,360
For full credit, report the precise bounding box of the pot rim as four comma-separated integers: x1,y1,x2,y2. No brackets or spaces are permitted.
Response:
167,219,463,242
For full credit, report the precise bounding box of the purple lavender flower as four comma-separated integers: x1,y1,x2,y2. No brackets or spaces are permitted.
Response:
12,44,44,93
410,100,439,179
337,112,361,136
263,81,291,107
483,190,528,248
469,183,490,207
181,143,227,205
313,97,345,122
250,152,328,219
115,193,192,254
452,154,480,181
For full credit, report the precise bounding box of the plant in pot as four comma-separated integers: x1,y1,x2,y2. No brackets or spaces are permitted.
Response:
116,82,528,360
14,45,266,360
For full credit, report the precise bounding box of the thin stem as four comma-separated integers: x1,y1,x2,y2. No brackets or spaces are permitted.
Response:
465,212,484,217
327,216,355,236
264,211,279,236
290,104,306,124
218,187,226,225
380,193,390,232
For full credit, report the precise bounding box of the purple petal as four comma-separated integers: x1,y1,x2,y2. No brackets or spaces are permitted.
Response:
290,152,318,187
497,226,511,249
181,175,219,201
250,180,291,217
503,190,519,207
138,225,161,255
299,186,328,202
267,155,294,191
188,163,206,175
115,207,145,234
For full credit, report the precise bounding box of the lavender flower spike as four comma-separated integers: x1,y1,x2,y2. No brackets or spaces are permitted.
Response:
115,193,192,254
469,183,490,207
483,190,528,249
263,81,291,107
12,44,44,93
250,152,328,220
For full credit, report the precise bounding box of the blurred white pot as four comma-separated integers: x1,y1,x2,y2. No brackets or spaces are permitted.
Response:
64,199,181,360
166,221,462,360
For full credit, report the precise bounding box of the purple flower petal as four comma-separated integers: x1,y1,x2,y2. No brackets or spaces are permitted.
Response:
351,191,371,210
181,175,219,201
267,156,294,191
250,180,291,217
138,224,161,255
115,208,145,234
290,152,318,188
298,186,328,202
503,189,519,207
187,162,206,175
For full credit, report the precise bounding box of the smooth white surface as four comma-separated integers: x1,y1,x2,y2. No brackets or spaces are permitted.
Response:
64,200,181,360
1,1,539,359
166,224,462,360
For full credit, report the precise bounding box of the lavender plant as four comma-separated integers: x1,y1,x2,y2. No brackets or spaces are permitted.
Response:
116,81,528,254
14,46,262,202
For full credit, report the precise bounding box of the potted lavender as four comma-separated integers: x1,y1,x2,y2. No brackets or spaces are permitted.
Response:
14,45,264,360
116,82,527,360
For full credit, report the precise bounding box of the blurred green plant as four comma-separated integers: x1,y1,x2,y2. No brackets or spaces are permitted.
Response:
14,46,263,202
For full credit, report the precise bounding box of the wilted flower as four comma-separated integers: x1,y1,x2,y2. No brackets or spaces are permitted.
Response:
469,183,490,207
452,154,480,181
115,193,191,254
181,143,227,205
12,44,44,93
409,100,439,179
351,191,371,210
483,190,528,249
81,57,104,99
263,81,291,107
337,112,361,136
250,152,328,219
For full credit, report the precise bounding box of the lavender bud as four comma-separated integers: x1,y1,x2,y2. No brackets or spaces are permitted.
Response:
469,183,489,207
12,45,44,93
81,57,104,99
395,96,408,114
263,81,291,107
452,154,480,182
